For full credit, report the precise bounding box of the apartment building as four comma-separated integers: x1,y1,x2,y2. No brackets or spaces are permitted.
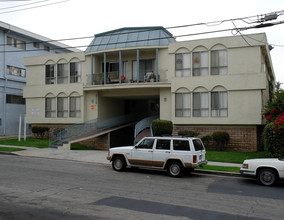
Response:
0,21,80,136
23,26,275,151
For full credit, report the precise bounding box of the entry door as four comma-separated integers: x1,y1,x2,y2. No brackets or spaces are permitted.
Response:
130,138,155,166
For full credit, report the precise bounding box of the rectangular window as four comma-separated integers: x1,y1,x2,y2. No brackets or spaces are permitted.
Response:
175,93,191,117
57,97,68,118
45,65,55,84
211,91,228,117
70,62,81,83
173,140,190,151
33,42,40,48
156,139,171,150
69,96,81,118
6,65,26,77
57,63,68,84
137,138,154,149
193,92,209,117
45,97,56,118
6,94,25,104
7,36,26,50
193,51,209,76
193,139,205,151
211,50,228,75
175,53,190,77
44,46,50,52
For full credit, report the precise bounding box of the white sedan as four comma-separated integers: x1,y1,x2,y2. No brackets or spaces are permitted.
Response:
240,158,284,186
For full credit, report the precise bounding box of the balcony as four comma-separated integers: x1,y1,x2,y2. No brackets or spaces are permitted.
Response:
86,69,168,86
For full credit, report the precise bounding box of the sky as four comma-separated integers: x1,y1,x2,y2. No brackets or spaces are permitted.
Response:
1,0,284,84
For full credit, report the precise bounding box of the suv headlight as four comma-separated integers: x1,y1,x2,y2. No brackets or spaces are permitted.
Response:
242,164,248,169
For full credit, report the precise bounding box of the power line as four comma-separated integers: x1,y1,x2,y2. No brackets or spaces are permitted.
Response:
0,0,70,14
2,20,284,54
0,0,50,11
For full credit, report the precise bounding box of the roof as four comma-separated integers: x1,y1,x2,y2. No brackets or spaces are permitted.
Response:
0,21,81,53
85,26,176,53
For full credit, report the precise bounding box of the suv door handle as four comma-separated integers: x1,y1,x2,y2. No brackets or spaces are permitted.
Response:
165,151,170,153
148,150,153,152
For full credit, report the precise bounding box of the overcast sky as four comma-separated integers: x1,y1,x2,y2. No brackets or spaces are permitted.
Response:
1,0,284,84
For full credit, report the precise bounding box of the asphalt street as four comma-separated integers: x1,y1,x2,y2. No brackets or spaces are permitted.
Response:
0,154,284,220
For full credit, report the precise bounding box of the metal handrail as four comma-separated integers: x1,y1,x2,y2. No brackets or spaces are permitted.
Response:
49,113,136,146
134,115,159,142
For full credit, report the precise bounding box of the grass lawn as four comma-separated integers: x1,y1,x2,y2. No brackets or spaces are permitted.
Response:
0,137,49,148
196,165,240,173
0,146,25,152
206,150,268,164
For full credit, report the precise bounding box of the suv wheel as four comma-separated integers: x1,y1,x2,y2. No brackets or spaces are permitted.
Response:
112,156,126,172
258,168,277,186
167,162,183,177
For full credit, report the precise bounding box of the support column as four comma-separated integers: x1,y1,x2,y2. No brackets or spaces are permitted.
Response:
91,54,94,85
119,50,122,84
104,52,106,84
137,49,139,83
156,48,159,82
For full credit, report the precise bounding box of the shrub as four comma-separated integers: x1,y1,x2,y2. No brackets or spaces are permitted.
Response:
178,130,200,137
152,120,173,136
32,126,49,139
263,121,284,158
212,131,230,151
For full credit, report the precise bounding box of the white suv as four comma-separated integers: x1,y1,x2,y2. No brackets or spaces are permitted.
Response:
107,136,207,177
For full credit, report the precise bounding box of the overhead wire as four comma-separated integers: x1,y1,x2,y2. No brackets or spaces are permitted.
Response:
1,11,284,53
0,0,70,15
0,0,50,11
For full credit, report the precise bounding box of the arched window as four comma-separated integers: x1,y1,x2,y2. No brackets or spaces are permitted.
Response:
193,87,209,117
192,46,209,76
211,45,228,75
69,92,81,118
45,93,56,118
70,58,81,83
211,86,228,117
45,60,55,84
175,48,191,77
175,88,191,117
57,92,68,118
57,59,68,84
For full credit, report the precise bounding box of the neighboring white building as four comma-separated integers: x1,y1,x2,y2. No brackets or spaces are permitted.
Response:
0,21,80,136
23,27,275,151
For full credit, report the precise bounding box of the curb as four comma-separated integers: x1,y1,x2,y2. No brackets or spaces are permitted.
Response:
0,151,18,156
194,169,241,177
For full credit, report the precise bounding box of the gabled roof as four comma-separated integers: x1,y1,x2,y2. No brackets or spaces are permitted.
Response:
85,26,175,53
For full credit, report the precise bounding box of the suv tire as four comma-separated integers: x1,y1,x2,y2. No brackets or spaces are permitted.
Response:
167,161,184,177
112,156,126,172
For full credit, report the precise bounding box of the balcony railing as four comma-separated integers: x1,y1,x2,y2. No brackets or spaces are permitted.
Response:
86,69,168,85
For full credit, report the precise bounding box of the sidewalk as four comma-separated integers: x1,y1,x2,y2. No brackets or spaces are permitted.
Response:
0,145,242,168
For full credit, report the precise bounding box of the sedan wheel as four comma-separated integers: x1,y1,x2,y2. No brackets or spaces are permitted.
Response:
168,162,183,177
258,168,277,186
112,156,126,172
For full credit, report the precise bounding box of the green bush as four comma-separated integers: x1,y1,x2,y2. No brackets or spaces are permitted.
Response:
263,122,284,158
152,120,173,136
32,126,49,139
212,131,230,151
178,130,200,137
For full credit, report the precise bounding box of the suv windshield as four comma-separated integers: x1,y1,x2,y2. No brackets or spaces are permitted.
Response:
192,139,204,151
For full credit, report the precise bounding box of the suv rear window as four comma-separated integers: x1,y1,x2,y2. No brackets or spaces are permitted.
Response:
173,140,190,151
192,139,204,151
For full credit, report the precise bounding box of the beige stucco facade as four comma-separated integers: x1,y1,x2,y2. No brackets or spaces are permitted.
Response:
23,31,275,150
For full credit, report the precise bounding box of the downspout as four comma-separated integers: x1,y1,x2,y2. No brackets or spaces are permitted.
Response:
3,31,7,135
91,54,93,85
137,49,139,83
156,48,158,82
104,52,106,84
